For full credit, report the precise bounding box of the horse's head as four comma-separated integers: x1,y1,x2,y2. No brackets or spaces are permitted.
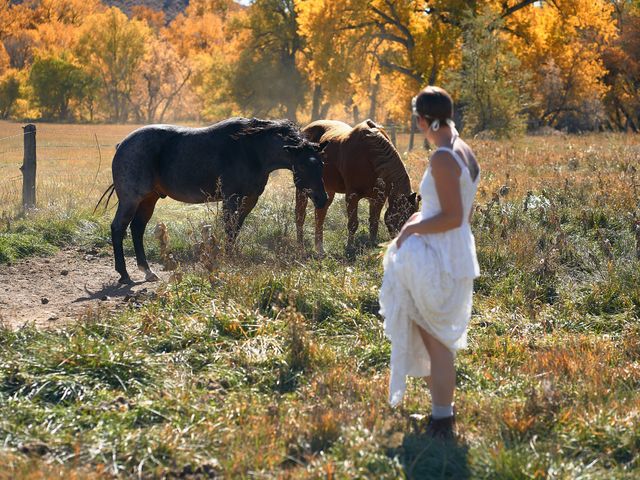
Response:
285,140,328,209
384,192,420,236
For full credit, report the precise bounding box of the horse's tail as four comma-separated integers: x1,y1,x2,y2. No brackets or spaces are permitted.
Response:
94,184,116,214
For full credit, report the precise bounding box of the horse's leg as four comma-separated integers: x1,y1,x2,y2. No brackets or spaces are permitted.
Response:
223,193,260,250
314,192,334,255
111,200,138,284
236,193,260,229
346,192,360,253
223,194,241,251
368,193,385,245
295,188,308,247
130,193,160,282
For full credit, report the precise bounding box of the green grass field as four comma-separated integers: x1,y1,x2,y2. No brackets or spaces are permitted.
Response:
0,122,639,478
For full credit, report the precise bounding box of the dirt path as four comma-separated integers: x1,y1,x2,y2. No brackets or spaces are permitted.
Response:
0,248,165,329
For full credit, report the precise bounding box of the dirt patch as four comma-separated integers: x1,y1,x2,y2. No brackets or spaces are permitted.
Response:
0,249,165,329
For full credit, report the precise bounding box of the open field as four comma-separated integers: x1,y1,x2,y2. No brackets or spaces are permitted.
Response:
0,121,639,478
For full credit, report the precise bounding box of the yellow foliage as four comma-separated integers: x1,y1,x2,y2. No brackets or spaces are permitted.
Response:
31,0,103,26
163,0,247,119
507,0,618,124
32,21,81,56
0,42,9,74
296,0,368,104
0,0,31,40
0,0,629,127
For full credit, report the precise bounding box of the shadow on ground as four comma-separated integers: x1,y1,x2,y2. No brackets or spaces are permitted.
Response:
73,281,148,303
388,430,470,479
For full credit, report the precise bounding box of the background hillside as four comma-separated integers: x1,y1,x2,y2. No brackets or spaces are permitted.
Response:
102,0,189,20
9,0,190,19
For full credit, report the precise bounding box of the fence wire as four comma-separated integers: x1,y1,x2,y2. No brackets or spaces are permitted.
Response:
0,125,121,215
0,122,417,215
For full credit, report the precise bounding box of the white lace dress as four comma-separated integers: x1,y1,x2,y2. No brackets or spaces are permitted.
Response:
379,145,480,406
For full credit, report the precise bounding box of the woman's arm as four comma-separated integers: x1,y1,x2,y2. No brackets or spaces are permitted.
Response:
396,151,463,247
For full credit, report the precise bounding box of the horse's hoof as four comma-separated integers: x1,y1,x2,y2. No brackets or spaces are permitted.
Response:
345,245,357,260
118,276,133,285
145,270,160,282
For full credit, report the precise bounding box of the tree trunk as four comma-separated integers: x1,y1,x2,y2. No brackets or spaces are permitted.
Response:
368,73,380,121
285,100,297,122
320,102,330,119
311,84,322,121
408,114,417,151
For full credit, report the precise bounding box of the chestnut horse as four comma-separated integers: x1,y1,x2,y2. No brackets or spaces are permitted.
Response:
296,119,417,254
97,118,328,284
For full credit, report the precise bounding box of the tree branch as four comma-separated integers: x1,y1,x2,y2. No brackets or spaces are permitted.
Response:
374,53,423,83
372,29,411,48
500,0,539,19
370,5,415,50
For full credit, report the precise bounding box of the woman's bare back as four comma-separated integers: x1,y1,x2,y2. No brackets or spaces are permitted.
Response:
452,138,480,182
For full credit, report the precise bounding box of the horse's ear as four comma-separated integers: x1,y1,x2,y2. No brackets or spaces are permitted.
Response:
365,119,382,129
407,192,420,205
319,140,329,152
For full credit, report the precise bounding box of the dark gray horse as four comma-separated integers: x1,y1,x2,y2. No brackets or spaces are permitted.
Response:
97,117,328,284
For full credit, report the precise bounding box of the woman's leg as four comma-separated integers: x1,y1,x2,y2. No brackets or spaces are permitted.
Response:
417,325,455,406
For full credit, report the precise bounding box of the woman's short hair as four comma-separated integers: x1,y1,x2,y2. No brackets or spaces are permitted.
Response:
412,86,454,124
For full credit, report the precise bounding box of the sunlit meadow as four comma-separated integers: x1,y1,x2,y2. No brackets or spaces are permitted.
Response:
0,121,639,478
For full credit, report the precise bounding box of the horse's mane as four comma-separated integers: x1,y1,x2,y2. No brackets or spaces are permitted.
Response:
310,120,352,143
353,120,411,195
232,118,307,146
304,118,411,195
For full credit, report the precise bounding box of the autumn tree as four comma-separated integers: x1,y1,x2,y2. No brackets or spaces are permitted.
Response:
27,0,103,60
0,71,19,118
507,0,617,130
28,54,89,120
76,7,149,122
30,0,103,25
0,0,32,57
131,5,166,33
0,42,8,73
230,0,306,120
129,4,192,123
129,36,192,123
447,8,530,137
164,0,245,120
359,2,533,92
0,0,630,130
296,0,371,121
365,0,459,86
602,0,640,131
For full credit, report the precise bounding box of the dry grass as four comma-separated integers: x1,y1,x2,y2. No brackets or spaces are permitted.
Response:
0,123,639,478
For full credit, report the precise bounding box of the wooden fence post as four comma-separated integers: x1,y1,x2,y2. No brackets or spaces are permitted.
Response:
388,124,397,146
408,115,417,151
21,124,36,210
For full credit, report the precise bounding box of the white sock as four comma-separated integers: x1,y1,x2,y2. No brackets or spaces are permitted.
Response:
431,403,454,419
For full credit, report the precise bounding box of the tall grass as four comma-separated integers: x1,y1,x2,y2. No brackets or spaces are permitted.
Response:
0,125,639,478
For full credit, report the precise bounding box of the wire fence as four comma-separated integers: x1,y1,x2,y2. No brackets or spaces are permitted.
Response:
0,121,418,217
0,124,128,215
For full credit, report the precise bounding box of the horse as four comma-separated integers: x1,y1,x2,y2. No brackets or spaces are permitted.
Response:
97,117,328,284
296,119,418,254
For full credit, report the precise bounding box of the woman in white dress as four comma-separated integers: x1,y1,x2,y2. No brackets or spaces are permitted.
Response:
379,86,480,438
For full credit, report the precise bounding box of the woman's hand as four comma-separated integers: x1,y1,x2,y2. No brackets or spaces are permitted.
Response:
406,212,421,224
395,213,421,249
